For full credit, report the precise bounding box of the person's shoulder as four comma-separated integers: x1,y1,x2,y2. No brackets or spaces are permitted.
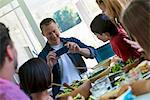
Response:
112,29,128,42
38,42,49,59
0,79,29,100
41,41,50,51
110,33,125,46
0,90,29,100
0,78,15,88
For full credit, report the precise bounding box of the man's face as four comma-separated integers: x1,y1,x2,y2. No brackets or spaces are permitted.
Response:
42,22,61,45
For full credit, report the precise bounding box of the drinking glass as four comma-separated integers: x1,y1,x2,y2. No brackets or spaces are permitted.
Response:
90,76,112,99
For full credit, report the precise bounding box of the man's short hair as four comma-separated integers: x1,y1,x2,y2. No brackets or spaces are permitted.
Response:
0,22,12,66
40,18,56,33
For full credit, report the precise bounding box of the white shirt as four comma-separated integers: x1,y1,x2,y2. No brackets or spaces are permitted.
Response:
51,43,81,89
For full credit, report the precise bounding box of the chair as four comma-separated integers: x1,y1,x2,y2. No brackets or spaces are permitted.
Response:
95,42,115,63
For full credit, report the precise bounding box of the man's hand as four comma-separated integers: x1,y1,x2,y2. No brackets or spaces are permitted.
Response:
46,51,57,68
65,42,91,57
65,42,81,53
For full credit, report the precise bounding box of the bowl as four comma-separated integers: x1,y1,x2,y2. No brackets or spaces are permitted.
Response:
56,80,92,100
123,58,142,73
89,67,111,83
93,59,111,70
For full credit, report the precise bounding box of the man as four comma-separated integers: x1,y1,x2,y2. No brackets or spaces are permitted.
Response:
0,23,29,99
38,18,96,96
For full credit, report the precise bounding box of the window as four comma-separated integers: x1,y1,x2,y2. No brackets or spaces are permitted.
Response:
0,0,42,67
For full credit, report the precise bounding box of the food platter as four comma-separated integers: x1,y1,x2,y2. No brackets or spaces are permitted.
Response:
56,80,91,100
56,58,150,100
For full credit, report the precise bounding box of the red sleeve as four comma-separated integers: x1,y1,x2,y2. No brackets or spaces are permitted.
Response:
111,34,140,61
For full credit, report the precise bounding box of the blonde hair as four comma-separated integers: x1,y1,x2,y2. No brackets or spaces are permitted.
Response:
96,0,128,25
96,0,103,6
105,0,123,19
122,0,150,59
118,0,131,6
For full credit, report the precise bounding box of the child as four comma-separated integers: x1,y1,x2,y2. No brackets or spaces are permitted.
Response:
18,58,53,100
90,14,141,62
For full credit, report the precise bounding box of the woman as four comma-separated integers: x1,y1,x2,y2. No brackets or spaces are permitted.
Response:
18,58,53,100
96,0,128,25
120,0,150,96
122,0,150,60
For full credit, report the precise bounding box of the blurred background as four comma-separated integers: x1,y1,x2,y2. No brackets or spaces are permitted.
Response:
0,0,106,69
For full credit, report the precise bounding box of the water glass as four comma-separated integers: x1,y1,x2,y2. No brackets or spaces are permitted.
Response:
90,76,112,98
